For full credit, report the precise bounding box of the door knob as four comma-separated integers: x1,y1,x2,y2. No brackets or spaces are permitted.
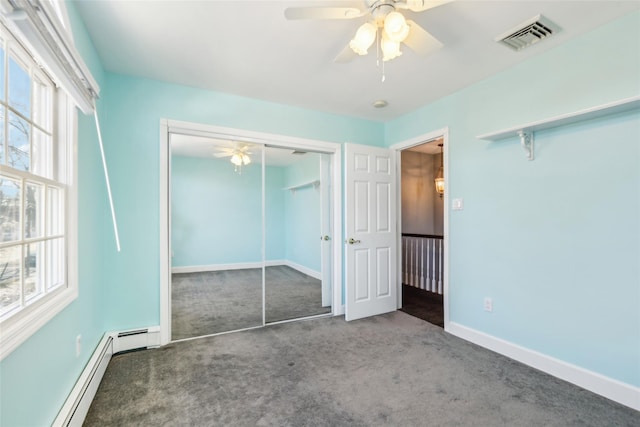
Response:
347,238,361,244
322,235,331,241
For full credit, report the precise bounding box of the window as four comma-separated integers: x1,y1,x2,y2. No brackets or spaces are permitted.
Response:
0,22,78,359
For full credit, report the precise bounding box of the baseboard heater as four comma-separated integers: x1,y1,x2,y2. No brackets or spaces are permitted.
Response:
113,326,160,354
53,326,160,427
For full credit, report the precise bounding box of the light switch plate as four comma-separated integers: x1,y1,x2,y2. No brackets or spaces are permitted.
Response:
452,198,464,210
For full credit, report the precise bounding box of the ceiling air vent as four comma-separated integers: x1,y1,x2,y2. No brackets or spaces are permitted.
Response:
496,15,561,51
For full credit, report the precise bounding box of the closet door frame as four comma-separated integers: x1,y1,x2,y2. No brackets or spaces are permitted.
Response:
159,119,343,345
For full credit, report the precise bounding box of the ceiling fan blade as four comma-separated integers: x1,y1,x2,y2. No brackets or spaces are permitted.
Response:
334,43,358,63
213,152,232,158
395,0,453,13
404,20,443,56
284,7,364,20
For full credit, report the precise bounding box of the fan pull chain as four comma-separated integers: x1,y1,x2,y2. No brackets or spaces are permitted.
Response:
375,26,385,82
376,26,381,67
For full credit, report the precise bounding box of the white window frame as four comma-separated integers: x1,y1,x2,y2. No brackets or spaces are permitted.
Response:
0,22,78,361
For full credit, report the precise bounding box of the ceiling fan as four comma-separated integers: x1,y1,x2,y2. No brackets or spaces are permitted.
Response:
212,142,253,172
284,0,450,63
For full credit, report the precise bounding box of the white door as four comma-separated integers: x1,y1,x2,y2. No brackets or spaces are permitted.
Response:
344,143,397,321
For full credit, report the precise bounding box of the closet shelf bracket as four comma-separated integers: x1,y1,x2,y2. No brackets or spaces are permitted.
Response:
518,130,534,161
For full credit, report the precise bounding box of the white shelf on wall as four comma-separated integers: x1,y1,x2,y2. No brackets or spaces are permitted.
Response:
477,95,640,160
284,179,320,194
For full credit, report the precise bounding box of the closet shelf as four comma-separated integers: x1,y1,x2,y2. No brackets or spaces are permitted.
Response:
284,179,320,194
477,95,640,160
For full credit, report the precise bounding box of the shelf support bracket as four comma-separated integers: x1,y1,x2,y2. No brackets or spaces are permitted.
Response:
518,130,534,161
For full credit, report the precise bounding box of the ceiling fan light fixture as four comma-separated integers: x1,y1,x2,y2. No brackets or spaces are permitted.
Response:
381,33,402,61
384,11,410,42
350,22,377,55
230,153,243,166
230,152,251,166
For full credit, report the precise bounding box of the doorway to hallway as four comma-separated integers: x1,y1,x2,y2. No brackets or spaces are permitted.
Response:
394,133,447,328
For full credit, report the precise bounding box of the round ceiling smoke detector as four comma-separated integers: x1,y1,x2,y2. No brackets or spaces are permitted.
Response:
373,100,388,108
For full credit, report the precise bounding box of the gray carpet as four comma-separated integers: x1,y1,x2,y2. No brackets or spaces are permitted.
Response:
172,266,330,340
85,311,638,426
265,266,330,322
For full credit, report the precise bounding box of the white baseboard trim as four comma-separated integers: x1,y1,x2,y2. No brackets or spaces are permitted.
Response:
171,260,322,280
264,259,286,267
52,326,161,427
172,262,263,274
446,322,640,411
282,260,321,280
52,334,113,427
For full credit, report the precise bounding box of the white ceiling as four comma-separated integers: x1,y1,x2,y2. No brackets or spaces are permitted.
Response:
74,0,639,122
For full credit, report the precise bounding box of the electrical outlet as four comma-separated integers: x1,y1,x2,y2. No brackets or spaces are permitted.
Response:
484,297,493,312
76,334,82,357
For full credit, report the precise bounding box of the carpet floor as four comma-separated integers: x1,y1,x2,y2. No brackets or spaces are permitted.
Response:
85,311,638,427
172,266,330,340
400,284,444,327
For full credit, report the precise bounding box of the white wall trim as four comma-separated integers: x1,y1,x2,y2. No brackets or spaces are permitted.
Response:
52,334,112,427
283,260,322,280
390,127,450,328
447,322,640,411
172,262,264,274
171,260,322,280
159,119,171,346
53,326,161,427
264,259,286,267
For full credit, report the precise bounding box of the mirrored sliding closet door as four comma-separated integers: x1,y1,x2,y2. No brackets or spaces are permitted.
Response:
169,134,332,341
170,136,263,340
264,147,332,323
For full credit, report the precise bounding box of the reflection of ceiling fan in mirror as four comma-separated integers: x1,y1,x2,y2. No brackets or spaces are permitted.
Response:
212,143,253,173
284,0,450,63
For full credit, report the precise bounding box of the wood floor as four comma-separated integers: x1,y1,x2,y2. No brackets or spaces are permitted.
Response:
400,284,444,327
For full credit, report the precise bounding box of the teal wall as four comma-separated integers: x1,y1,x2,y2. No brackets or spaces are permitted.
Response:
171,154,321,272
171,155,264,266
386,11,640,386
265,166,286,262
0,3,111,426
171,156,288,265
284,154,321,272
99,73,382,331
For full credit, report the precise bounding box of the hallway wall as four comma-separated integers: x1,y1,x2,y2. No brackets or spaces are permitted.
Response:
401,150,444,236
